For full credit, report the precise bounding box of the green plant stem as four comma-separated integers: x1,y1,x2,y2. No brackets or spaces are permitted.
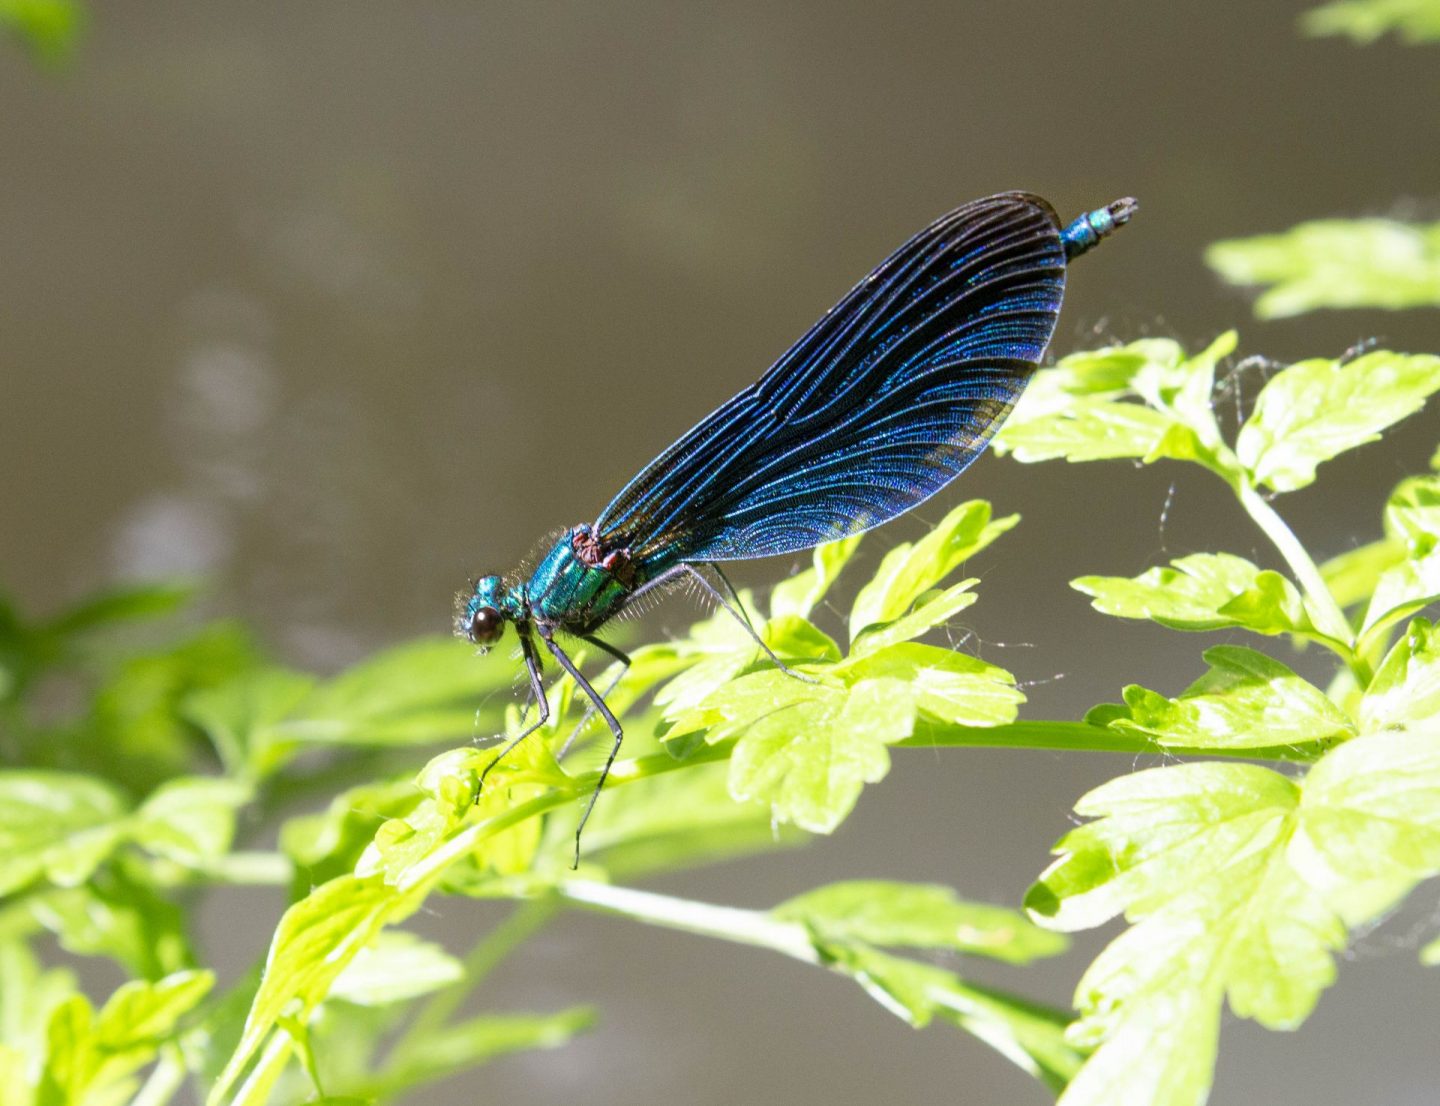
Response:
554,878,1077,1087
131,1046,186,1106
407,718,1327,890
386,897,559,1068
1236,481,1371,682
559,878,820,961
903,719,1327,761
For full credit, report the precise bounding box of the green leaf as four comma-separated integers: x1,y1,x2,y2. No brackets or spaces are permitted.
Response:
849,500,1014,639
94,970,213,1049
839,642,1022,726
279,637,513,746
995,398,1177,463
45,583,193,637
728,678,914,833
850,579,978,656
1208,219,1440,316
770,534,863,620
775,881,1065,963
329,932,463,1006
183,667,316,777
996,334,1240,470
1111,645,1354,750
1033,728,1440,1106
281,777,423,884
1385,474,1440,556
209,875,419,1105
816,943,1082,1090
1074,552,1320,639
1302,0,1440,44
1360,546,1440,645
1320,538,1407,609
0,942,77,1054
29,864,192,979
1361,618,1440,730
0,1045,29,1106
1235,351,1440,491
132,776,253,866
1299,727,1440,914
0,772,127,895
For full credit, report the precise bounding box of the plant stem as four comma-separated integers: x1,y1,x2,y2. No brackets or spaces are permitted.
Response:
558,879,820,962
902,719,1328,761
406,716,1328,890
1236,481,1371,682
131,1046,186,1106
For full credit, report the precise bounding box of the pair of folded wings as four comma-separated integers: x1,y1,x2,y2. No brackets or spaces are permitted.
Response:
593,191,1068,563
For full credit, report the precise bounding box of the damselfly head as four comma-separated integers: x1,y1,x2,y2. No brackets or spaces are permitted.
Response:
457,574,508,649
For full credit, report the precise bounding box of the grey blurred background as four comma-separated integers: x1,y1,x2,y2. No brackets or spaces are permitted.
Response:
3,2,1439,1103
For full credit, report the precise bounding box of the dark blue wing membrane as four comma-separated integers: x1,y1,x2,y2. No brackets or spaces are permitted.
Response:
594,192,1067,563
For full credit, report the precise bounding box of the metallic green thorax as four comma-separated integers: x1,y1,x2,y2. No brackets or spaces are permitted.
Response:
458,524,664,643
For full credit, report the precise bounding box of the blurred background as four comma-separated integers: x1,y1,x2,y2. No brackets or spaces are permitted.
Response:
2,2,1438,1103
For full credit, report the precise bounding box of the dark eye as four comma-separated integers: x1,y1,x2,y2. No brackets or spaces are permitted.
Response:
466,606,504,646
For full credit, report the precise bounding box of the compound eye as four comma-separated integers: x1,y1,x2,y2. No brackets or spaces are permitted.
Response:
466,606,505,646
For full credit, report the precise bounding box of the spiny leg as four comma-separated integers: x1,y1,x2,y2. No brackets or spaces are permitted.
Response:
556,635,632,761
685,563,816,683
476,630,549,798
542,632,627,869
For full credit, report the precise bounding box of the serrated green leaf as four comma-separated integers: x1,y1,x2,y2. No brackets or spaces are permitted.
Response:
1361,619,1440,730
1236,351,1440,491
1302,0,1440,45
775,881,1065,963
1112,645,1354,750
1075,553,1306,633
849,500,1013,639
729,679,914,833
1360,546,1440,645
850,579,978,656
0,772,128,895
997,334,1243,482
1034,727,1440,1106
329,932,463,1006
1299,727,1440,911
769,535,863,621
1208,219,1440,316
995,398,1177,463
1385,474,1440,556
839,642,1022,726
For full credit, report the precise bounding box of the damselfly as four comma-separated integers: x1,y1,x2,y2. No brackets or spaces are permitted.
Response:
458,191,1136,861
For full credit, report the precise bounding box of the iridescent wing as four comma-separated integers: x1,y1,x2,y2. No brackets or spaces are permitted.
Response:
594,192,1068,563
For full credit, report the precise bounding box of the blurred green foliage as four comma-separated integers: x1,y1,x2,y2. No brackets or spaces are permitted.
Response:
0,0,83,66
1303,0,1440,43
